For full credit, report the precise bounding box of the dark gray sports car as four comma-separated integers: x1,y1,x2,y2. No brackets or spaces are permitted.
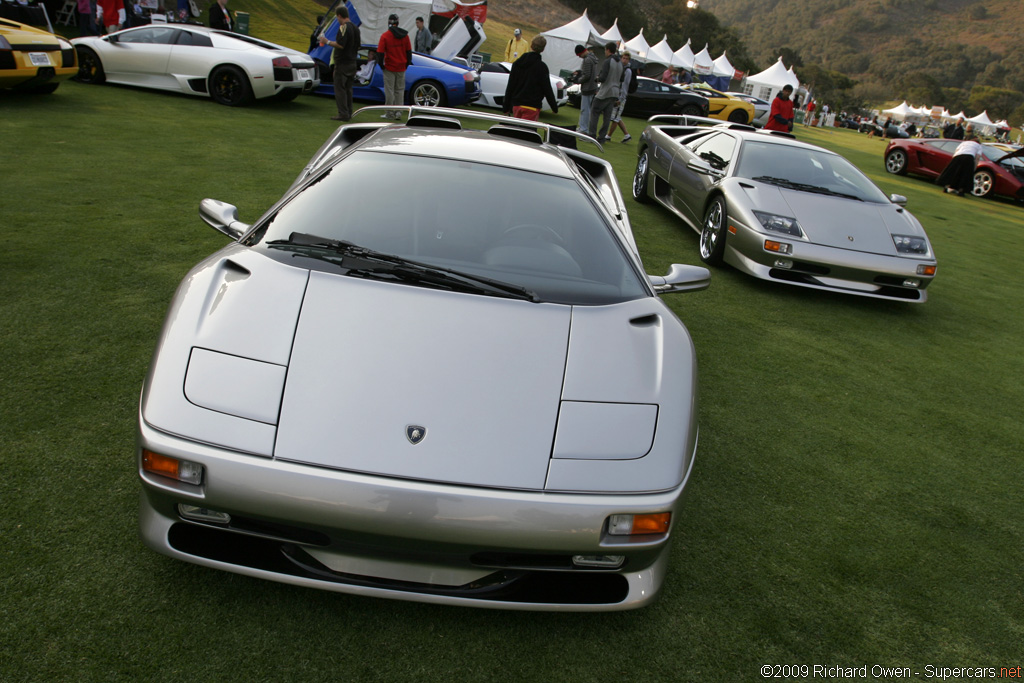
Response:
632,119,938,302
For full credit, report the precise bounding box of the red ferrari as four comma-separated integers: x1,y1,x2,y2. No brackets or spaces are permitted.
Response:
884,138,1024,202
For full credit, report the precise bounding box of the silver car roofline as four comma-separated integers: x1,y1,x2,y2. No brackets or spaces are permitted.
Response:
355,105,605,152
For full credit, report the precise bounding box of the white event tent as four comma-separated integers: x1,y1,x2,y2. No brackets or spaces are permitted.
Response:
672,39,695,71
691,44,715,76
351,0,434,44
622,29,650,64
743,57,798,103
645,36,676,72
966,110,996,135
540,11,604,77
599,18,623,44
708,51,735,91
881,102,913,120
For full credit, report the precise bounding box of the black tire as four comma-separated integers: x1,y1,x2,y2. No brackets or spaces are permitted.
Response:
727,108,748,124
25,83,59,94
209,65,254,107
699,197,728,266
972,169,994,197
74,46,105,84
632,149,652,204
680,103,703,117
885,149,908,175
408,80,446,107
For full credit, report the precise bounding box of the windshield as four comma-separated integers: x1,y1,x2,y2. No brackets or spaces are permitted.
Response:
253,151,648,305
738,141,890,203
984,145,1024,168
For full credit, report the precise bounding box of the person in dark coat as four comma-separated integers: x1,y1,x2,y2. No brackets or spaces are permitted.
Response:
208,0,232,31
319,5,361,121
502,35,558,121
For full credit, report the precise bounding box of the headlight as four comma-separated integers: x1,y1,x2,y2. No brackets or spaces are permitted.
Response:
892,234,928,254
753,210,803,237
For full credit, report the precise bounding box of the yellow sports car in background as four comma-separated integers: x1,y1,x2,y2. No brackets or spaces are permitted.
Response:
0,18,77,94
681,83,755,125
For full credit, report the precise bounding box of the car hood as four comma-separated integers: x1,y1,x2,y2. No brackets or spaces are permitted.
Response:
142,247,698,493
273,271,570,490
737,182,917,254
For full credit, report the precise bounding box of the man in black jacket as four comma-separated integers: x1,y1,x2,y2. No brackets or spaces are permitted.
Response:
319,6,361,121
503,36,558,121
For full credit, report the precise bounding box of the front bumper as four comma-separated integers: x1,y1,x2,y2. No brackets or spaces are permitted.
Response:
137,414,692,611
725,219,936,302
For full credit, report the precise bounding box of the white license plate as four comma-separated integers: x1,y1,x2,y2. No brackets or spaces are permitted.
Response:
29,52,51,67
296,69,310,81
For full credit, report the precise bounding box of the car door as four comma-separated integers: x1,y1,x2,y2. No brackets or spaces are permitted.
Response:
353,46,385,103
166,29,217,90
670,132,736,227
103,26,178,88
916,140,955,176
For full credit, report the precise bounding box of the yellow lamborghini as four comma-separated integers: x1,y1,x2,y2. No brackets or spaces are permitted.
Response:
0,18,77,94
681,83,755,124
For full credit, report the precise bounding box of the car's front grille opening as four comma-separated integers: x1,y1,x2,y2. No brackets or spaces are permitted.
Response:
167,523,630,605
789,261,830,275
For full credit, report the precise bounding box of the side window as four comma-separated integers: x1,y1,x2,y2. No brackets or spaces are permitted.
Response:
691,133,736,171
177,30,213,47
637,79,652,93
119,27,178,44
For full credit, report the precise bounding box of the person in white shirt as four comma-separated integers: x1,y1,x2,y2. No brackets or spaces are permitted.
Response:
936,133,983,196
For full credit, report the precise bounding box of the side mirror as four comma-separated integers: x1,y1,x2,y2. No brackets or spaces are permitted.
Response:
316,14,324,23
199,198,250,241
890,194,908,207
106,34,119,43
687,158,723,178
649,263,711,294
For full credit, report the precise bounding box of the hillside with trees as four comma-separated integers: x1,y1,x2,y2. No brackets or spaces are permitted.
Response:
546,0,1023,124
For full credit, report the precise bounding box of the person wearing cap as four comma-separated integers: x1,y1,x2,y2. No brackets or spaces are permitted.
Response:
505,28,528,62
574,44,599,135
414,16,432,54
502,35,558,122
319,5,361,121
377,14,413,120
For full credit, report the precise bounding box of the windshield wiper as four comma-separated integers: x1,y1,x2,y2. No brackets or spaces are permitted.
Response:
752,176,862,201
265,232,539,302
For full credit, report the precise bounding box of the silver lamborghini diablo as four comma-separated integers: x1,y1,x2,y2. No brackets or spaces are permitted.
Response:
137,107,709,611
633,117,937,302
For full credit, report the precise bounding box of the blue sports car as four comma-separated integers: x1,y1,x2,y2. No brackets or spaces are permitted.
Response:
309,36,480,107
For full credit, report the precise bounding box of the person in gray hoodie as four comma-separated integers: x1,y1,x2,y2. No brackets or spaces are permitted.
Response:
574,44,600,135
588,43,623,143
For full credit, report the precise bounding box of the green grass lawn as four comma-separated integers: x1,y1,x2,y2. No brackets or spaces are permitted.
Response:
1,80,1022,682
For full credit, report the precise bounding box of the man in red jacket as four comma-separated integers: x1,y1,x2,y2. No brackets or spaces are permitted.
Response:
377,14,412,120
765,84,795,132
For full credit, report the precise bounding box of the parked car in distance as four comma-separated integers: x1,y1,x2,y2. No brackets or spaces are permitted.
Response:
633,120,937,302
884,137,1024,202
310,43,480,107
0,17,77,94
475,60,566,111
72,25,317,106
566,77,709,119
136,106,710,611
725,91,769,127
680,83,755,124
